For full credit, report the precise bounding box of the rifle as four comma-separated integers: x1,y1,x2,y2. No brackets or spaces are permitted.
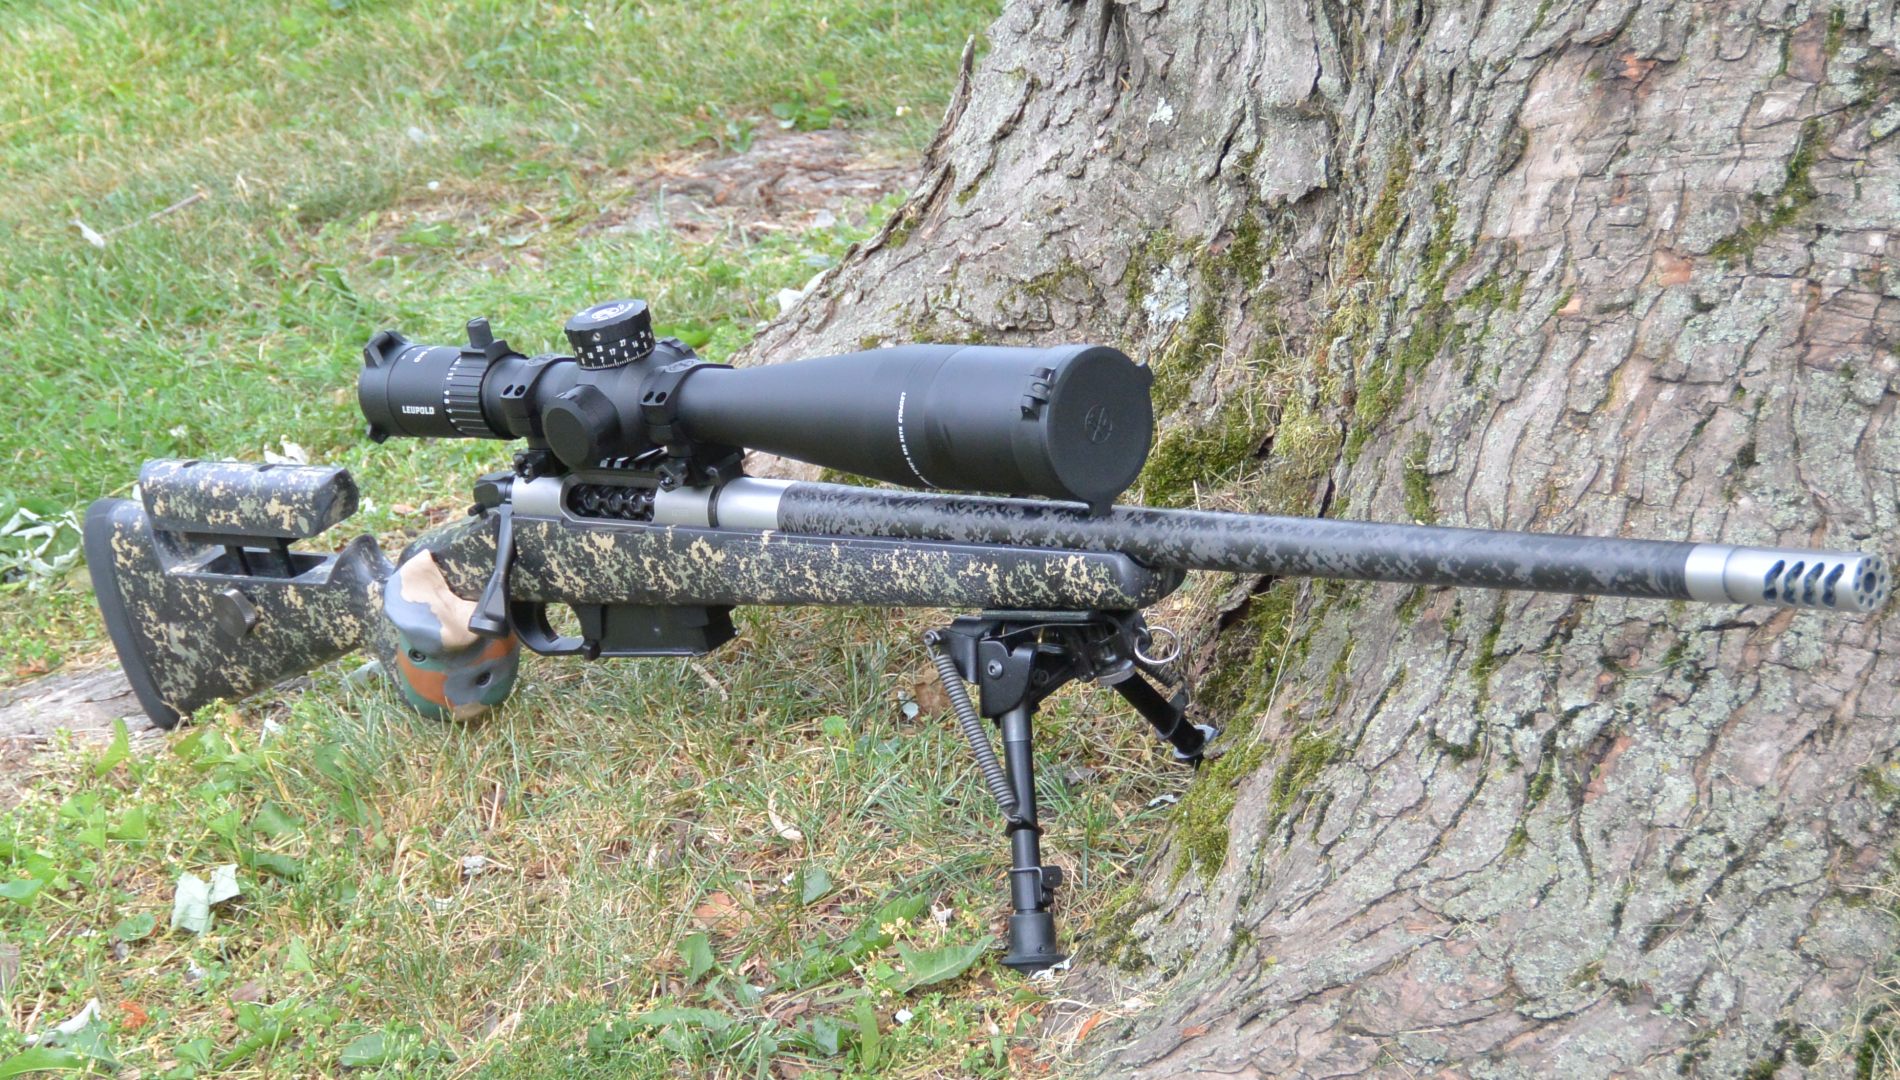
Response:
83,299,1889,971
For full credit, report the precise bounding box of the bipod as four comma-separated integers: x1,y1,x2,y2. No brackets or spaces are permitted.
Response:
924,610,1218,974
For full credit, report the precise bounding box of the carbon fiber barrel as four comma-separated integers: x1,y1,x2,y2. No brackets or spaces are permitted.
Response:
731,480,1889,614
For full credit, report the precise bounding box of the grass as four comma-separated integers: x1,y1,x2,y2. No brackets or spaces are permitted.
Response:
0,1,1214,1075
0,608,1189,1077
0,0,987,676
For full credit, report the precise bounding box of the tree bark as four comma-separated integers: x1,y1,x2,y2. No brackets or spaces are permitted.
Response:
746,0,1900,1074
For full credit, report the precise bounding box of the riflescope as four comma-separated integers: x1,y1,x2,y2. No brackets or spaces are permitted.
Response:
359,299,1154,511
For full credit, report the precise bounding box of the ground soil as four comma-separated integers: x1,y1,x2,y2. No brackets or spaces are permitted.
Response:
372,128,919,271
0,665,155,807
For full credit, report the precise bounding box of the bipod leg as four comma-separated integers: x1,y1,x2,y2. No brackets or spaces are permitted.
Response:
998,702,1066,973
1113,673,1218,764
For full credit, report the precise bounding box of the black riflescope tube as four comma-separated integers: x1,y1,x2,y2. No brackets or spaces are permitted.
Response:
759,482,1890,612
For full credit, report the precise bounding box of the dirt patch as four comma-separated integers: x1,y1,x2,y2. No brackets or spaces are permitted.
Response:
371,129,915,266
583,128,915,241
0,665,160,807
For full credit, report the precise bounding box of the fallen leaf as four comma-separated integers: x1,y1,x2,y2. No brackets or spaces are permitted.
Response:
767,792,804,843
1075,1011,1107,1041
71,219,107,248
171,874,212,933
905,669,950,715
263,440,308,465
208,864,240,903
119,1002,150,1032
769,999,811,1024
693,890,743,929
1181,1024,1208,1038
171,865,241,933
27,999,99,1044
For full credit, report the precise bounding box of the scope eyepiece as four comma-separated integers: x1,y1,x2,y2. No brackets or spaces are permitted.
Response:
359,322,508,442
358,300,1156,509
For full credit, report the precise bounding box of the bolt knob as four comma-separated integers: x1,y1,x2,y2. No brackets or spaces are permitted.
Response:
564,299,656,370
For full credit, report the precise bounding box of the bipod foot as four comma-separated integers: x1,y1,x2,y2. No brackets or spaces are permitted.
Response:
1114,673,1216,764
1003,910,1066,974
1001,862,1065,973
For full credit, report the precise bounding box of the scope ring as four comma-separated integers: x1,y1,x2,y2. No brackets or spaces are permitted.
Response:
1134,624,1181,666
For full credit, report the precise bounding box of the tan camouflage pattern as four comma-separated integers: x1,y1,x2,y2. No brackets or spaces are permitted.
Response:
86,497,393,727
140,459,358,539
89,458,1180,730
415,513,1179,611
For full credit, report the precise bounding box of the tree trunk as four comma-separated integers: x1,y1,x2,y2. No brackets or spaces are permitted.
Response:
746,0,1900,1073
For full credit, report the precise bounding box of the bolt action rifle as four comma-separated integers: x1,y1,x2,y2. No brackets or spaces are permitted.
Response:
84,299,1891,971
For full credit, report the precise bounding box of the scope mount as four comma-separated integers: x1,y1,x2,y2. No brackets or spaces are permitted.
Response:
384,301,734,493
457,303,753,661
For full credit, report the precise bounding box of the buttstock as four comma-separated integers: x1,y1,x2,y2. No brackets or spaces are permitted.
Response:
84,460,396,728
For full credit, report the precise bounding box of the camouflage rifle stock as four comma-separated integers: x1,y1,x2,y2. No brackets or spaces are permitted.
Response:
85,464,1180,727
82,301,1890,970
